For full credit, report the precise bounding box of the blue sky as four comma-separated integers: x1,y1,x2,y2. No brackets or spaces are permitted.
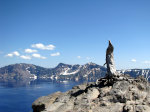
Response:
0,0,150,69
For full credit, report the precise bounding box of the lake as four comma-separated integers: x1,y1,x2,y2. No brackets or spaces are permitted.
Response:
0,80,84,112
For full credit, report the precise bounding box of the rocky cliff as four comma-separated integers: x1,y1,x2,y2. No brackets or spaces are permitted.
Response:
32,74,150,112
32,41,150,112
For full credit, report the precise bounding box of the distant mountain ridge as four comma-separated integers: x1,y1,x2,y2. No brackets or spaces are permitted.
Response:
0,63,106,82
118,69,150,80
0,63,150,82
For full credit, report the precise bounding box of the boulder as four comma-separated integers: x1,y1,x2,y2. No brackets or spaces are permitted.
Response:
32,91,62,112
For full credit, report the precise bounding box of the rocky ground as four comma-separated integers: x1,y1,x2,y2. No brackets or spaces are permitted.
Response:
32,74,150,112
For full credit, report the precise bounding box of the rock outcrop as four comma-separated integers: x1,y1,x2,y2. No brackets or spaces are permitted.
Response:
32,75,150,112
32,41,150,112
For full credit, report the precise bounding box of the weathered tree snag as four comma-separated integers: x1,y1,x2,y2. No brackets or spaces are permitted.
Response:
105,40,119,77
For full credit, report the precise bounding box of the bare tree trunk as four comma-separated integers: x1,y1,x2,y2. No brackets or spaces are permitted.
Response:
105,40,119,76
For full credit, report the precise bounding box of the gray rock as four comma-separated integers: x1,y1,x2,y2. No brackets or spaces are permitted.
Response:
32,91,62,112
87,88,100,100
32,75,150,112
72,83,87,90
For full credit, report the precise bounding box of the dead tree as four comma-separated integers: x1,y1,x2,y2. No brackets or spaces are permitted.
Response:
104,40,119,77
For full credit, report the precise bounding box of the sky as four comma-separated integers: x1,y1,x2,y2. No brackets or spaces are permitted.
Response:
0,0,150,69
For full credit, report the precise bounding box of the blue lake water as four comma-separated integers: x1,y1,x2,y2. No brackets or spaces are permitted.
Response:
0,80,84,112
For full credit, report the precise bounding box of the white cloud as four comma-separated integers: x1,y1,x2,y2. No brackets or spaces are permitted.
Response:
6,53,13,57
131,59,136,62
50,52,60,56
32,53,47,59
32,53,41,58
6,51,20,57
143,61,150,64
31,43,55,50
25,49,37,53
41,57,47,59
13,51,20,56
20,55,31,60
77,56,81,59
